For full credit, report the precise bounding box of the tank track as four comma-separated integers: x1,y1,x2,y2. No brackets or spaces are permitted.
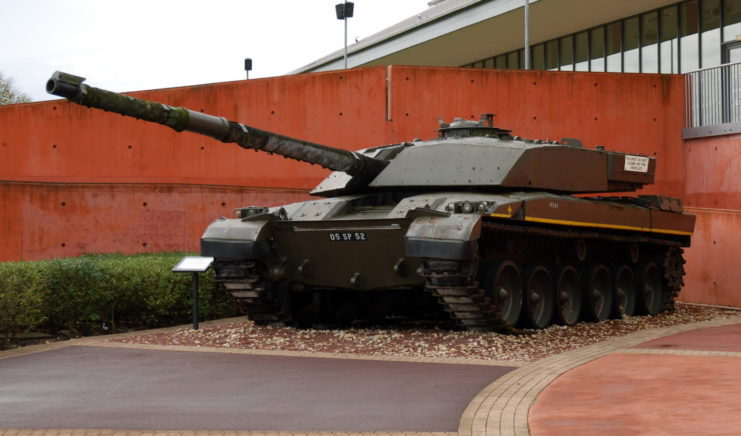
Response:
213,259,292,326
662,247,686,312
422,259,510,332
213,222,687,330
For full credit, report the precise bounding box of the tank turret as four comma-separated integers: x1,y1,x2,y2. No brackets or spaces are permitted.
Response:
49,72,654,197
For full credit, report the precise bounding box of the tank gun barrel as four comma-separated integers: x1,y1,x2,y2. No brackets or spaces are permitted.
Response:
46,71,387,177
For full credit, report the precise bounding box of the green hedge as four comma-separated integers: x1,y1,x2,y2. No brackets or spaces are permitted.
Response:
0,253,240,345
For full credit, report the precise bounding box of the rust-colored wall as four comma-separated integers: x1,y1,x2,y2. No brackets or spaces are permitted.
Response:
680,133,741,307
2,66,736,308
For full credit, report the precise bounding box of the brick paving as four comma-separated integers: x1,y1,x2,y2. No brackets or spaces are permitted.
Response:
457,315,741,436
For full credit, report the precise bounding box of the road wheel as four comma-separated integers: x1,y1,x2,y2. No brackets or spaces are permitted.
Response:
554,265,581,326
484,261,523,328
582,264,613,322
612,265,637,318
638,262,664,315
523,266,555,329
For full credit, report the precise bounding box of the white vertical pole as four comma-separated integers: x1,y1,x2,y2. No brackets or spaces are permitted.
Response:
344,12,348,69
524,0,530,70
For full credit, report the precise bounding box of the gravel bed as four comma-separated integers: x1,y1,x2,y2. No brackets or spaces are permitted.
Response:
112,304,739,362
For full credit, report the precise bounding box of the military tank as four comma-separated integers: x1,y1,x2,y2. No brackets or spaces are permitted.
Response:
47,71,695,331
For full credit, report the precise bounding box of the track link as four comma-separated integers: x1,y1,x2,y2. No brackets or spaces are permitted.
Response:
422,259,510,332
662,247,686,312
213,260,292,326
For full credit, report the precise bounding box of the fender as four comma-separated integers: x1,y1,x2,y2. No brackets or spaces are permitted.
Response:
200,217,273,258
404,214,482,260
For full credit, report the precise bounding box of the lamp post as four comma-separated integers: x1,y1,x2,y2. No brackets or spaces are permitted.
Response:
244,58,252,79
524,0,530,70
335,1,355,69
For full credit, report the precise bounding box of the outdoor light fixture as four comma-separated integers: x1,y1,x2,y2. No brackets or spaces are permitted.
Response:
335,1,354,69
244,58,252,79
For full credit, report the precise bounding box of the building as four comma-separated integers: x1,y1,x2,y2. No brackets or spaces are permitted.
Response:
298,0,741,138
1,0,740,309
298,0,740,76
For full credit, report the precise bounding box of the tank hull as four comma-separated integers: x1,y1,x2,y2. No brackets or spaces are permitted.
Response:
203,190,693,330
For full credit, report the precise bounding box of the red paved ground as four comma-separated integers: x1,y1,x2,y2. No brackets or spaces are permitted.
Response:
529,324,741,435
633,324,741,352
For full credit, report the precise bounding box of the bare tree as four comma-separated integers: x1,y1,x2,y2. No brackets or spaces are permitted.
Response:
0,72,31,105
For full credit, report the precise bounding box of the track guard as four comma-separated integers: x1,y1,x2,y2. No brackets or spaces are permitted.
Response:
404,215,481,260
200,218,273,258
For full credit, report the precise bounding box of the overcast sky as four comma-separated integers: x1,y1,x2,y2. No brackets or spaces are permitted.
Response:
1,0,430,102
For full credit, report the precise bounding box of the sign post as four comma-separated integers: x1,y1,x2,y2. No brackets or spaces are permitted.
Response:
172,256,214,330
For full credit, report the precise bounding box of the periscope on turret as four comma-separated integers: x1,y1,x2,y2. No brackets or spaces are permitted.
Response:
47,72,695,331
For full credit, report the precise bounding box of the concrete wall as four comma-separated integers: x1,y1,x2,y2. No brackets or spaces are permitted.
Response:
1,66,735,306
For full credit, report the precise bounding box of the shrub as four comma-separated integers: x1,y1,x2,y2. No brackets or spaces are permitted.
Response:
0,261,46,347
0,253,240,342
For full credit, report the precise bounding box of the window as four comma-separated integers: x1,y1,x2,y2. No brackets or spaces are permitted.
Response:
701,0,721,68
624,16,640,72
507,51,519,70
546,40,559,70
533,43,545,70
680,0,699,72
560,35,574,71
590,27,606,72
660,6,679,73
724,0,741,43
606,22,622,72
495,54,507,69
642,12,659,73
575,31,589,71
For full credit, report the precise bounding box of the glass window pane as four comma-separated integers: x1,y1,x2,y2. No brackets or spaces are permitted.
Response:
680,0,699,72
606,22,622,72
484,58,494,69
724,0,741,43
701,0,720,68
518,49,525,69
495,54,507,69
642,12,659,73
624,16,640,72
590,27,605,72
575,31,589,71
507,51,519,70
560,35,574,71
533,44,545,70
660,6,679,73
546,40,559,70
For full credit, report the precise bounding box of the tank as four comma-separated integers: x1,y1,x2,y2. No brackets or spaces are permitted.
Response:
47,71,695,331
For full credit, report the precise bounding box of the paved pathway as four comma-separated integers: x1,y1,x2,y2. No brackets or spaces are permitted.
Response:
458,315,741,436
2,314,741,436
0,330,514,433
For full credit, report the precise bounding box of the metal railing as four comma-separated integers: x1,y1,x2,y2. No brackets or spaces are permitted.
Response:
684,62,741,137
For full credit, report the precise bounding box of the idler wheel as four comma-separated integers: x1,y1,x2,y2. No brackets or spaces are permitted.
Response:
554,265,581,326
612,265,637,318
637,262,664,315
483,261,523,328
523,266,555,329
582,264,613,322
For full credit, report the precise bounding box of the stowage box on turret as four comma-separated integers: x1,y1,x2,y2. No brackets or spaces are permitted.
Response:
47,72,695,331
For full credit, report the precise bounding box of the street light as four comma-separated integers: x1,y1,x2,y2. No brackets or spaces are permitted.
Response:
244,58,252,79
335,1,354,69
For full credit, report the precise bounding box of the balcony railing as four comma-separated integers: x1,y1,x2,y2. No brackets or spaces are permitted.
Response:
683,62,741,139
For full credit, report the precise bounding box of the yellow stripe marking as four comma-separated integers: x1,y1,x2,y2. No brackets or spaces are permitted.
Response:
489,214,693,236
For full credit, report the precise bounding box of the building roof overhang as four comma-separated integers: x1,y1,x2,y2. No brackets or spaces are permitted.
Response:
292,0,678,74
